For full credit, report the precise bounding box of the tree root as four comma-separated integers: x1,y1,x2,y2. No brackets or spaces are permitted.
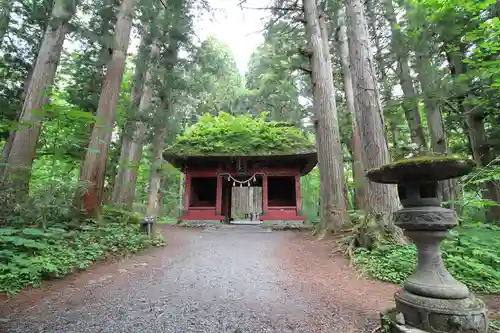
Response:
335,211,408,263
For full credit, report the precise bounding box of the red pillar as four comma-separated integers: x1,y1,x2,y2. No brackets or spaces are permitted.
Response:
216,174,222,216
183,174,191,216
262,174,268,218
295,174,302,215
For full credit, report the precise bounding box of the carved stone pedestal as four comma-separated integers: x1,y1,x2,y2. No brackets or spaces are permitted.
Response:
395,289,487,332
367,157,489,333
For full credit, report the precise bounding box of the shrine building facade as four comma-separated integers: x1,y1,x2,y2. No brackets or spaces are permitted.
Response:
163,150,318,222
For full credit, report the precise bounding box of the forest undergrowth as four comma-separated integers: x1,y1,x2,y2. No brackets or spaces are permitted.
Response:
349,217,500,330
343,171,500,296
352,222,500,293
0,182,165,296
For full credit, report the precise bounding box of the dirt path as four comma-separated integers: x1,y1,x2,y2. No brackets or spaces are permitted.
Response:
0,226,407,332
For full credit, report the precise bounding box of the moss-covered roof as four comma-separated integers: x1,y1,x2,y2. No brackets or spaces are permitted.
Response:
164,149,318,175
164,147,317,158
165,112,315,156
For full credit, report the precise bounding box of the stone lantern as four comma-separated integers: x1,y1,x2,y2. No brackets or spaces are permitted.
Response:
366,157,489,333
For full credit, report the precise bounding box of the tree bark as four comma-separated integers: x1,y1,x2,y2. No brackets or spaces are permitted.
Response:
146,125,167,217
415,56,446,153
145,26,181,221
366,0,402,160
113,40,158,209
0,0,12,46
2,0,78,191
345,0,401,225
157,176,166,217
79,0,136,217
303,0,350,234
337,8,367,210
112,62,146,202
412,33,457,206
466,108,500,221
383,0,427,151
446,48,500,221
111,27,149,203
1,68,35,177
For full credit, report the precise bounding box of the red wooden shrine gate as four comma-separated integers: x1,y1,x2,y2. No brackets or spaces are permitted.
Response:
163,151,317,222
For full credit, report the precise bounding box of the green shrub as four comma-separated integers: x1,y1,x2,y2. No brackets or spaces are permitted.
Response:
102,205,142,224
491,315,500,332
0,221,156,295
150,232,167,247
0,180,81,228
353,224,500,293
0,183,164,296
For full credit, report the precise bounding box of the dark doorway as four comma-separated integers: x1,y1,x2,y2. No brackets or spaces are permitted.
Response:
267,176,296,207
190,177,217,207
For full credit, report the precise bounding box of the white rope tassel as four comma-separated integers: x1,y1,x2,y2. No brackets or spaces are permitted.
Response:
220,173,262,187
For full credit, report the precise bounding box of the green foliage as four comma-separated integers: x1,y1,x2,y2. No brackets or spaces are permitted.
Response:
353,224,500,293
243,21,308,123
301,167,320,223
0,181,162,296
0,0,52,141
453,163,500,222
167,112,314,155
354,243,416,284
344,210,403,250
150,232,167,247
0,220,153,295
157,216,179,224
101,205,142,224
491,315,500,332
189,36,245,115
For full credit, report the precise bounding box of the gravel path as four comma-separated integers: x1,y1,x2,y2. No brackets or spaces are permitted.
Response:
1,225,397,333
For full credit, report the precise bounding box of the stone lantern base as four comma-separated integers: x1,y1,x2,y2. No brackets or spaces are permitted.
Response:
381,309,427,333
367,157,490,333
380,289,489,333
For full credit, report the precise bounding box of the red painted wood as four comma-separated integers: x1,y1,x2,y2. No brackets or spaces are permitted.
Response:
295,175,302,215
259,207,305,221
186,170,218,177
216,175,222,215
260,168,299,176
179,206,223,220
183,174,191,212
180,214,225,220
186,206,214,209
181,205,306,221
185,167,300,177
262,174,268,215
181,165,304,221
